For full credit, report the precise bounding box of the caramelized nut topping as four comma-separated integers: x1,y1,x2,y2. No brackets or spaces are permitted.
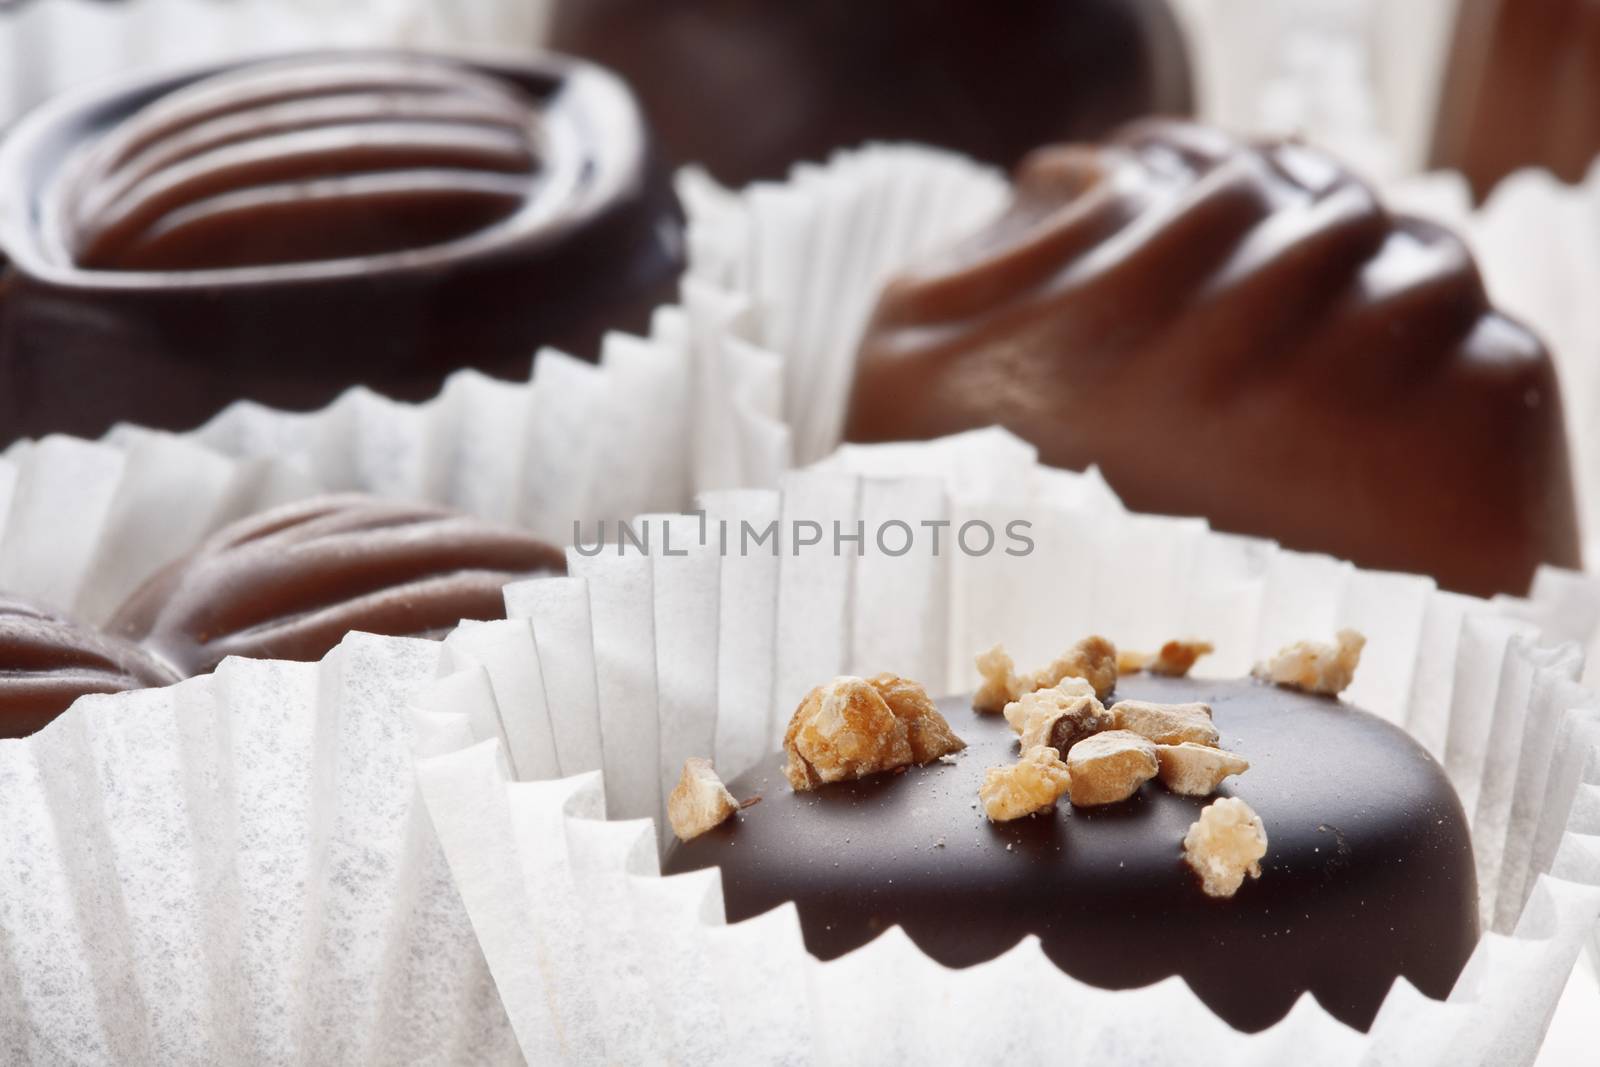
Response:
1027,635,1118,700
1117,648,1152,674
1009,680,1113,756
1183,797,1268,898
1110,700,1219,747
869,673,967,763
1152,639,1214,676
1004,676,1095,733
1253,630,1365,695
979,745,1072,822
1156,743,1249,796
974,644,1024,712
784,674,965,791
1066,729,1158,806
1121,640,1215,676
668,757,740,841
974,635,1118,712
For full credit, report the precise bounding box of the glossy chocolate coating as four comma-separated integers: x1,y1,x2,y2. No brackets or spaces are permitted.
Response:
664,676,1479,1033
1432,0,1600,200
844,120,1580,597
548,0,1192,186
0,51,682,445
0,594,179,737
63,57,544,271
108,494,565,677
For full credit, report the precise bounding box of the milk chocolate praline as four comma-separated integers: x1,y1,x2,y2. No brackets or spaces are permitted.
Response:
663,675,1479,1033
0,50,683,445
548,0,1192,185
109,494,565,677
0,594,178,737
844,119,1581,597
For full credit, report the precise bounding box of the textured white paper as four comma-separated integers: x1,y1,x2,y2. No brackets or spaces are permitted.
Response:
0,430,314,624
0,0,554,126
0,631,520,1065
417,434,1600,1065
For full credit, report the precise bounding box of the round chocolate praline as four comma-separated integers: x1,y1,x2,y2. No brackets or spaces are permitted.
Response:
663,674,1479,1033
0,594,179,737
108,494,566,677
0,50,683,445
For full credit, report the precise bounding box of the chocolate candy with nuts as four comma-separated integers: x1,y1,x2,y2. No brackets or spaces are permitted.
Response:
663,672,1476,1033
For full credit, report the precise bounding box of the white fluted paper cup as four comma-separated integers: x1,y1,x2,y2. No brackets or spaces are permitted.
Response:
0,629,519,1064
412,430,1600,1066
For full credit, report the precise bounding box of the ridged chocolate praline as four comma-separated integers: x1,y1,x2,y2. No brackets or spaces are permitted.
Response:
0,50,683,444
664,675,1479,1033
844,120,1581,598
0,594,179,737
108,494,565,677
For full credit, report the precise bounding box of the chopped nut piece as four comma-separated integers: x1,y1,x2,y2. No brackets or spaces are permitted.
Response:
1110,700,1219,747
979,745,1072,821
1008,681,1113,756
1002,675,1095,733
974,635,1119,712
973,644,1023,712
1026,635,1118,700
1119,640,1215,677
668,758,740,841
784,675,966,791
1148,639,1214,677
1118,648,1152,674
868,673,967,762
1252,630,1365,695
1156,743,1250,796
1183,797,1268,898
1066,729,1159,806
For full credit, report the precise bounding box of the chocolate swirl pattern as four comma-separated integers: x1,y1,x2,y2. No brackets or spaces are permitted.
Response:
109,495,566,677
62,55,545,271
0,595,179,737
846,120,1581,596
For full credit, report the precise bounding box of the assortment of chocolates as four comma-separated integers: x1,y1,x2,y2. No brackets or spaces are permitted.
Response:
0,11,1583,1046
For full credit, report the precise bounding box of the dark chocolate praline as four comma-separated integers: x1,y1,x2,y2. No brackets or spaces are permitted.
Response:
0,50,683,445
548,0,1193,186
0,594,179,737
108,494,565,677
664,674,1479,1033
844,119,1581,598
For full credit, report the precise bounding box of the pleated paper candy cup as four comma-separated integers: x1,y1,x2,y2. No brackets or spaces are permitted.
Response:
0,630,519,1065
413,431,1600,1065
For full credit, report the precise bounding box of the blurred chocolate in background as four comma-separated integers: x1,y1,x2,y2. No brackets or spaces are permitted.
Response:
549,0,1194,185
1434,0,1600,199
